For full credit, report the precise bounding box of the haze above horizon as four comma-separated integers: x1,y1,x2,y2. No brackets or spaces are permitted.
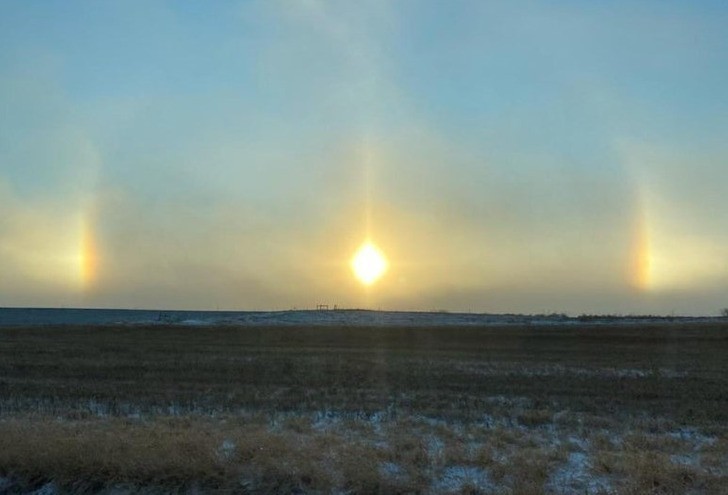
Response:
1,1,727,316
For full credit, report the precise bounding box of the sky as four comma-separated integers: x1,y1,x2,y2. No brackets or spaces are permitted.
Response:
1,0,727,315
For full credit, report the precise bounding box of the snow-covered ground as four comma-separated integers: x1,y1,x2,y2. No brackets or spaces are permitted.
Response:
0,307,721,327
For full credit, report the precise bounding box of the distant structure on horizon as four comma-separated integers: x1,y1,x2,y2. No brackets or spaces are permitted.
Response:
315,304,339,311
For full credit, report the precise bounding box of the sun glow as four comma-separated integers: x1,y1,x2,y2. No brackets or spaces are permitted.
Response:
352,242,388,285
631,205,653,291
78,216,98,289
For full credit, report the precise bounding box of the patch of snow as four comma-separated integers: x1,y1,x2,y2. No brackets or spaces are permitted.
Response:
218,439,236,461
425,435,445,461
567,435,590,452
546,452,613,495
87,399,108,417
668,428,717,449
670,453,701,467
373,439,390,450
312,410,343,431
179,319,212,326
367,411,387,436
479,413,498,429
454,363,687,380
167,404,181,416
379,462,408,482
431,466,495,494
28,482,59,495
657,368,689,378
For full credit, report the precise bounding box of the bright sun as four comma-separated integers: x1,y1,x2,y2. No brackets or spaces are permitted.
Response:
352,242,388,285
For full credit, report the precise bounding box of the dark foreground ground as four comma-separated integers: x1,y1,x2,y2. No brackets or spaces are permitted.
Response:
0,323,726,494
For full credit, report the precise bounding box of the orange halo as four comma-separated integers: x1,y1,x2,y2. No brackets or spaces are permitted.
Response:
78,216,98,289
630,203,652,291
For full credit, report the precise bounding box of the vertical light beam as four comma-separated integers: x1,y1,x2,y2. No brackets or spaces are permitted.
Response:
77,212,98,291
630,193,652,291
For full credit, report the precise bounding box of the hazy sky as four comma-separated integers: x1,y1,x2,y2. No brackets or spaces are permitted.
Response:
1,0,727,315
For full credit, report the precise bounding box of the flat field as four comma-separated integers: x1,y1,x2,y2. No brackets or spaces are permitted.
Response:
0,323,726,494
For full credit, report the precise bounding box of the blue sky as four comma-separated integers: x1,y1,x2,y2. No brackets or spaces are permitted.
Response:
1,0,727,314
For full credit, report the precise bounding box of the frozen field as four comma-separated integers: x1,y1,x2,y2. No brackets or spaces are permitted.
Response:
0,307,721,327
0,319,726,493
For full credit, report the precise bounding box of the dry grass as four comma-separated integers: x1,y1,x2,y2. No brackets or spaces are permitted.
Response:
0,323,726,493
